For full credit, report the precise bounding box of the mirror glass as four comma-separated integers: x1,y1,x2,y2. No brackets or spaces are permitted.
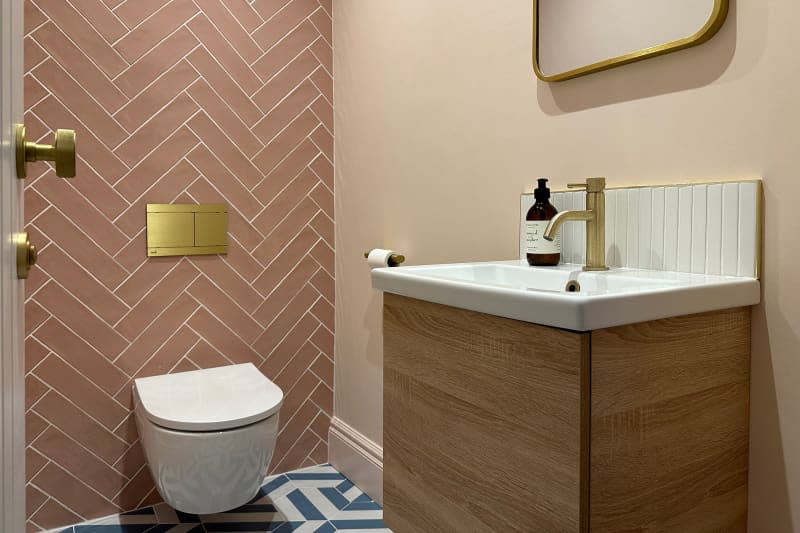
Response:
534,0,728,81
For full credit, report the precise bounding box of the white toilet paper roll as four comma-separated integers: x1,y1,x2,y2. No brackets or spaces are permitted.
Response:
367,249,402,268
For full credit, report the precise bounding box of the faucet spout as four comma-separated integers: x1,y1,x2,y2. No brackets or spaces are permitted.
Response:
543,210,594,241
539,177,609,271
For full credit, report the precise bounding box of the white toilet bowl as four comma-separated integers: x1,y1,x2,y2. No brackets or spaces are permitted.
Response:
133,363,283,514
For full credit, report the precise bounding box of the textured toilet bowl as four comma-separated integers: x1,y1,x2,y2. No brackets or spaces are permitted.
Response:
134,399,279,515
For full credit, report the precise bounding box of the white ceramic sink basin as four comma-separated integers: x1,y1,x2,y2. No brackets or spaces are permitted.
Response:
371,260,760,331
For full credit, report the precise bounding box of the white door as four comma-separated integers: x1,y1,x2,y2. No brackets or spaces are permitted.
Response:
0,0,26,531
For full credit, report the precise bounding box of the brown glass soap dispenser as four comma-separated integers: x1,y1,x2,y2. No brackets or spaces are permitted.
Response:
526,178,561,266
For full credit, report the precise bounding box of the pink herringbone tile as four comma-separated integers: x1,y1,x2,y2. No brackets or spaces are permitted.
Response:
115,294,199,376
186,47,261,126
272,341,320,390
252,19,319,82
115,160,199,238
30,97,131,187
252,50,320,113
187,276,263,343
310,325,333,358
187,112,264,188
116,260,199,340
309,37,332,78
134,327,199,379
310,298,333,335
114,127,200,202
25,1,47,34
35,246,129,324
186,145,263,218
33,391,129,465
253,169,319,234
308,181,333,220
33,0,128,77
256,110,321,177
32,463,119,519
113,28,199,98
186,80,262,157
32,24,127,113
114,0,200,63
187,308,262,365
223,0,265,33
253,139,320,203
25,0,332,527
309,210,333,246
252,80,319,142
309,153,332,190
309,9,331,46
310,125,332,163
68,0,128,42
114,94,199,166
31,426,128,497
33,319,129,395
253,0,319,52
113,0,164,29
32,59,127,147
114,60,200,132
194,0,263,59
253,196,320,263
309,94,332,135
188,14,262,95
34,282,128,360
254,260,319,325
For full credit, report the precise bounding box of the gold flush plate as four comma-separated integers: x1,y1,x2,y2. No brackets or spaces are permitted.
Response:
146,204,228,257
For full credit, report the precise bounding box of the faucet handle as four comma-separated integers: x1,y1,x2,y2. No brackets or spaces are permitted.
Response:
568,177,606,192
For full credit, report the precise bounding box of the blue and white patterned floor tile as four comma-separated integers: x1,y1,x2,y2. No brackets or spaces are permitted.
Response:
52,465,390,533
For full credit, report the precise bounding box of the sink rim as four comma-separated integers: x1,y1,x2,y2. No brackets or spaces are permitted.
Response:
371,259,761,331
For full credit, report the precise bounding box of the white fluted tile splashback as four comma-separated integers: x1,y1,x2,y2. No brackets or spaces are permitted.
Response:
520,180,762,278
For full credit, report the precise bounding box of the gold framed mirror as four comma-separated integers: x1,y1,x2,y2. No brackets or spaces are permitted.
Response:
533,0,729,82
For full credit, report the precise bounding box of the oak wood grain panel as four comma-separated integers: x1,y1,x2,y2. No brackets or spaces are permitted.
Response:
590,307,750,532
383,294,589,533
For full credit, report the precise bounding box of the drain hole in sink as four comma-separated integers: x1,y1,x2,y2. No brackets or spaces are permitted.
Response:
565,280,581,293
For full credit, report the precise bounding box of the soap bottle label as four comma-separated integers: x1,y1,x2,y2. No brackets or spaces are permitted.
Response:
526,221,561,254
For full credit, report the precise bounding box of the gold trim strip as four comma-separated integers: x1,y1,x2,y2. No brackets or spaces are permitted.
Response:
532,0,730,82
521,178,764,196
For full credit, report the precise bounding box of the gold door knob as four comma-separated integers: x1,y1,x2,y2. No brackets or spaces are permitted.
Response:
15,124,76,179
14,232,38,279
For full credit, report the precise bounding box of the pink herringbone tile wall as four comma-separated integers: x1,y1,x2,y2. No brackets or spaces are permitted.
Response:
22,0,333,530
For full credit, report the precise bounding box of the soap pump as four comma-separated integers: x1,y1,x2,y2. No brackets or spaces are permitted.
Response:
525,178,560,266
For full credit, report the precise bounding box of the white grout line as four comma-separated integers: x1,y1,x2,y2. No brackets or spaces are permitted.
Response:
220,0,267,45
185,8,263,87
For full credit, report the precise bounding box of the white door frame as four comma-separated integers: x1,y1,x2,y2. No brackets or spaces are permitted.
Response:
1,0,26,530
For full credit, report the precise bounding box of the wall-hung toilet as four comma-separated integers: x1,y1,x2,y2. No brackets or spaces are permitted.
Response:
133,363,283,514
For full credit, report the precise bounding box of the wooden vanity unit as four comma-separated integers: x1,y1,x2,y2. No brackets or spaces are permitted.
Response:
382,294,750,533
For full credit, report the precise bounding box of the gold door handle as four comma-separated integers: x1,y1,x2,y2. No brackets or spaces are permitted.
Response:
15,124,76,179
14,232,38,279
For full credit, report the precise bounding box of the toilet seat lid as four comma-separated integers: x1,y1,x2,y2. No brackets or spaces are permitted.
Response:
133,363,283,431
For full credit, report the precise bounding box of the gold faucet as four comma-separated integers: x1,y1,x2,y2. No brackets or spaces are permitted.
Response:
544,177,608,271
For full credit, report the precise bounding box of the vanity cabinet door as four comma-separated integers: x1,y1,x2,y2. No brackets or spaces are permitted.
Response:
382,294,590,533
589,307,750,532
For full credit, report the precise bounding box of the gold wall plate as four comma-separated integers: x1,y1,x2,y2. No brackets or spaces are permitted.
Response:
146,204,228,257
533,0,729,82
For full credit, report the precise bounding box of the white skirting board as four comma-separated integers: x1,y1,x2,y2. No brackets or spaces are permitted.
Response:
328,417,384,504
520,179,762,278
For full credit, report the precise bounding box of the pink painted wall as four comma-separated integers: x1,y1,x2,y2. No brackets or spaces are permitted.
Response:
23,1,333,530
334,1,800,531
